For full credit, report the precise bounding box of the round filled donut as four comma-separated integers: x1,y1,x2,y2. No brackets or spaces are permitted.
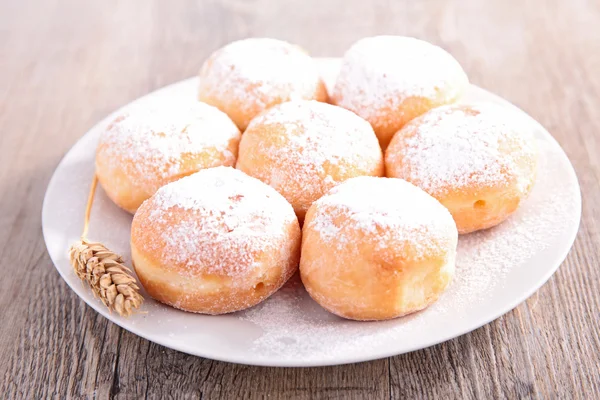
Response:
300,176,458,321
198,38,328,131
95,99,240,213
385,103,538,234
131,167,301,315
236,100,384,223
332,35,469,149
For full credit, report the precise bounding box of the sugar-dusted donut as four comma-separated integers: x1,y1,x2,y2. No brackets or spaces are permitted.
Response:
96,99,240,213
332,36,469,149
131,167,301,314
236,100,384,222
300,176,458,321
385,103,538,233
198,38,328,130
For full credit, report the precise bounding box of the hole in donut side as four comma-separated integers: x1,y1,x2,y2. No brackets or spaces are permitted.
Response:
473,200,486,209
253,282,266,294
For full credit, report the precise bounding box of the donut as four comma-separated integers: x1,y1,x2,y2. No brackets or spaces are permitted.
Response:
130,167,301,315
236,100,384,223
332,36,469,149
385,103,538,234
198,38,328,131
300,176,458,321
95,99,240,213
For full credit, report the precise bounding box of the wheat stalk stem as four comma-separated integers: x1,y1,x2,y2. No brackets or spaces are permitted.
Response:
81,174,98,238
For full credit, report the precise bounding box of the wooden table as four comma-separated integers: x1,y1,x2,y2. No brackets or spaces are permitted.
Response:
1,0,599,398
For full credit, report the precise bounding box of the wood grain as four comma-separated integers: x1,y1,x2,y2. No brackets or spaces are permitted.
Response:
1,0,599,398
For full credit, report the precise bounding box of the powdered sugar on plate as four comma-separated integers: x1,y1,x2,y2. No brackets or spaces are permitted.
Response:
240,138,578,361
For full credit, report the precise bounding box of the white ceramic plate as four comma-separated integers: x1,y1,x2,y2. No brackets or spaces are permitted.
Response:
42,58,581,367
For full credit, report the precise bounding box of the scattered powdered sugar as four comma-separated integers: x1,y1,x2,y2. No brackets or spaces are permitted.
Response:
134,167,297,277
306,176,457,258
238,139,579,362
240,100,382,215
386,103,538,196
98,97,240,193
199,38,322,118
333,36,469,122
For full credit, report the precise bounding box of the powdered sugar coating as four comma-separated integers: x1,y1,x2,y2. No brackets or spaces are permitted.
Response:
332,36,468,124
306,176,457,259
97,97,240,195
237,100,383,219
386,103,538,197
198,38,324,128
132,167,298,278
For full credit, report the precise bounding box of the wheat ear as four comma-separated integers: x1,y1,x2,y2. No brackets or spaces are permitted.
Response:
68,175,143,317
